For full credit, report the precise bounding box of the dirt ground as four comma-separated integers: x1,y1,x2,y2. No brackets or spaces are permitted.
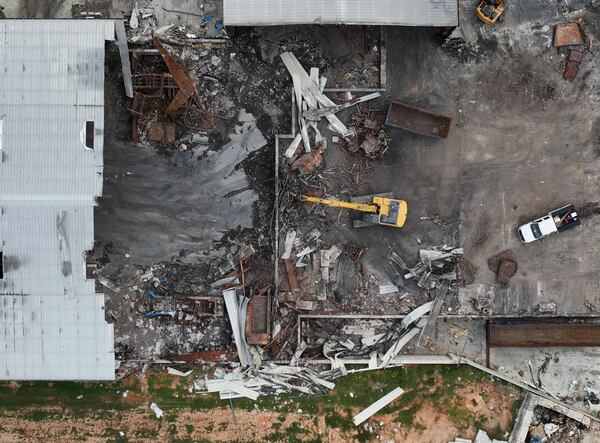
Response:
0,367,521,443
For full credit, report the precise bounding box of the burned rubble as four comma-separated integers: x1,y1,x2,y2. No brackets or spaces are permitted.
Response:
93,10,394,370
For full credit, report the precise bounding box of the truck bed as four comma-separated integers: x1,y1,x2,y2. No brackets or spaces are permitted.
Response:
385,101,452,139
551,204,580,232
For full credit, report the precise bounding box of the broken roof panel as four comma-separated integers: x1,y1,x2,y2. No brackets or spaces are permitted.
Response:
224,0,459,27
0,20,115,380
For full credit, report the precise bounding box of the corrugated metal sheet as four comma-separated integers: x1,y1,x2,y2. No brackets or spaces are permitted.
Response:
224,0,459,27
0,20,115,380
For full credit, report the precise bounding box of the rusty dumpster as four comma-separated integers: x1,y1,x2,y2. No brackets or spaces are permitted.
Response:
385,101,452,139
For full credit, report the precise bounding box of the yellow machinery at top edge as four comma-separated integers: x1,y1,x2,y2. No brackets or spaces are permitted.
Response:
476,0,506,25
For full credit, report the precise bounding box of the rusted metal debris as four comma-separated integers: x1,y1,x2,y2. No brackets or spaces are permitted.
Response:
148,120,176,143
345,104,390,159
564,49,584,81
291,146,324,174
174,296,225,318
170,348,238,362
487,249,518,285
128,38,215,142
246,293,271,345
489,321,600,348
284,258,298,291
554,23,584,47
153,37,197,114
346,243,366,263
132,73,178,92
385,100,452,139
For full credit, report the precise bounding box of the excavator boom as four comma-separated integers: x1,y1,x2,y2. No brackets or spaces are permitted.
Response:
301,196,378,214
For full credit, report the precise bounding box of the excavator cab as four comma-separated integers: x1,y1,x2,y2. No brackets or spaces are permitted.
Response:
360,196,408,228
476,0,506,25
370,197,408,228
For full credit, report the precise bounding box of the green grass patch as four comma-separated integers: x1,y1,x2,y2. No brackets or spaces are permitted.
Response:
395,404,422,427
447,406,475,427
324,408,354,431
21,410,61,422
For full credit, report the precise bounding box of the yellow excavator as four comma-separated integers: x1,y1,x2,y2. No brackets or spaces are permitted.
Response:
476,0,506,25
301,194,408,229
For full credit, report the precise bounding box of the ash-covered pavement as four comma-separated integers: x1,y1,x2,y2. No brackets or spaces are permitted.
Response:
97,109,266,263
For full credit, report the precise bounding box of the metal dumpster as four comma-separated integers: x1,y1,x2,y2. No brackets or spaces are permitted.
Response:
385,101,452,139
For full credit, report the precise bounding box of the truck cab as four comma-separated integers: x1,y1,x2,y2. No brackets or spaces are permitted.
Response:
518,204,580,243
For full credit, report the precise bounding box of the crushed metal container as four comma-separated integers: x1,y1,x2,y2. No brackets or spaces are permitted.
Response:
553,23,584,47
385,101,452,139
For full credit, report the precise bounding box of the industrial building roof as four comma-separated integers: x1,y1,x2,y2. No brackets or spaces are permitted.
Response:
0,20,115,380
223,0,459,27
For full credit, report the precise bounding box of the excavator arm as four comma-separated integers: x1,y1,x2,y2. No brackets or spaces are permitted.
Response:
301,195,379,214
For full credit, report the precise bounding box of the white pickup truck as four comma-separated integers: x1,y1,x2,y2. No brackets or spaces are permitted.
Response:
517,204,580,243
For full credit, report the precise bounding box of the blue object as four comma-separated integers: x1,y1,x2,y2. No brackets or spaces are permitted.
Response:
143,311,175,318
215,21,224,31
202,14,212,24
531,438,541,443
159,277,168,284
146,288,158,298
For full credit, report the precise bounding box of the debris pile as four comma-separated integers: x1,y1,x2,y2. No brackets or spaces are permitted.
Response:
128,38,214,142
135,263,227,321
345,103,391,159
128,3,227,44
387,245,463,292
528,405,588,442
278,228,364,310
280,52,382,164
194,364,340,400
295,303,453,368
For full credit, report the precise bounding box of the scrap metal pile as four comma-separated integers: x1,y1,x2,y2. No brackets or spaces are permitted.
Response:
128,3,227,44
195,302,452,401
297,315,435,368
280,52,381,172
278,228,365,310
345,103,391,159
128,37,214,143
384,245,464,293
194,364,341,400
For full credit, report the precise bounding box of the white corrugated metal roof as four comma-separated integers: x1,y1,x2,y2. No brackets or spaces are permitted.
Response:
0,20,115,380
224,0,459,27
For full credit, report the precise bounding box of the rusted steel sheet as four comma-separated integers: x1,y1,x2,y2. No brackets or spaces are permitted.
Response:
246,294,270,345
554,23,584,47
284,258,298,291
385,101,452,139
568,49,584,63
564,61,579,81
132,73,178,91
153,37,197,114
170,348,238,362
564,49,583,81
489,322,600,347
148,121,176,143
